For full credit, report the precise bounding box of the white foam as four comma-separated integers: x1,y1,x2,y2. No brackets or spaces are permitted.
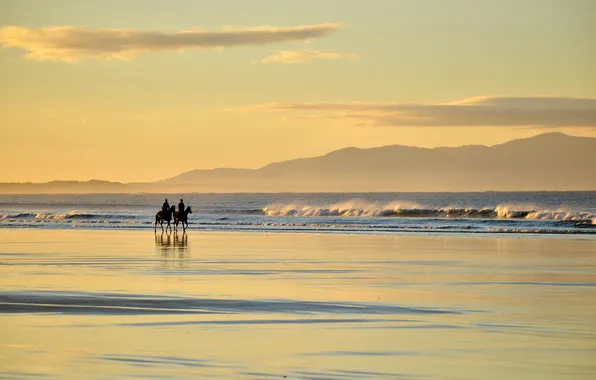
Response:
264,200,596,222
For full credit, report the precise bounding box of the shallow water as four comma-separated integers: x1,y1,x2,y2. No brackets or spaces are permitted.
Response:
1,230,595,379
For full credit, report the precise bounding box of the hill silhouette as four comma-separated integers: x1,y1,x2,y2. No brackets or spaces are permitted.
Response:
160,132,596,192
1,133,595,193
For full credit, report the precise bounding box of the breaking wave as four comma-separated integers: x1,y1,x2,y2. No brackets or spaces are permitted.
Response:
206,208,266,215
1,197,595,234
0,212,36,219
263,201,596,224
1,211,134,220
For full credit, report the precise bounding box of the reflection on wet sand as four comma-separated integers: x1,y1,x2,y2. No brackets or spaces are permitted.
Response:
2,230,596,379
155,232,189,260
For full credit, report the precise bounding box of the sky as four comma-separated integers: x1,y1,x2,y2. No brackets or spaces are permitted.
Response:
1,0,595,183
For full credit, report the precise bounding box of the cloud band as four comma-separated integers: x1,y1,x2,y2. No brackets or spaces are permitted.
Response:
242,96,596,128
260,49,357,64
0,23,341,62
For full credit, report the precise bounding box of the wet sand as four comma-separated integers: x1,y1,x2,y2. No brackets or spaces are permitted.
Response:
1,230,595,379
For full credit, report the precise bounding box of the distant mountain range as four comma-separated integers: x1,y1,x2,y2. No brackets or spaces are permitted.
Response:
2,132,595,193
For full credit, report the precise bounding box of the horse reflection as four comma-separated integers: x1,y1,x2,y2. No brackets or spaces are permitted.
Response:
155,231,189,258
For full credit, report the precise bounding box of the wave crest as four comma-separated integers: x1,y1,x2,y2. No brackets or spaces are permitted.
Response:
264,200,424,217
35,211,95,220
1,211,129,220
263,201,596,223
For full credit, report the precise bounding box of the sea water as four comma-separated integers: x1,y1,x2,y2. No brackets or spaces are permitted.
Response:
1,192,595,235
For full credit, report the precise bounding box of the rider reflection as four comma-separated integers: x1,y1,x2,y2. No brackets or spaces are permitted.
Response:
155,231,189,258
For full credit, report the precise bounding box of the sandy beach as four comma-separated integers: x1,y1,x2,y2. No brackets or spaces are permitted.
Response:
1,229,595,379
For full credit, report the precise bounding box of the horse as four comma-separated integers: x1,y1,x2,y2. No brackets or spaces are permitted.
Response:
173,206,192,232
155,205,175,232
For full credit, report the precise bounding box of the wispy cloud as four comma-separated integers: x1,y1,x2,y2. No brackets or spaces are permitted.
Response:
0,24,341,62
259,49,357,64
239,96,596,128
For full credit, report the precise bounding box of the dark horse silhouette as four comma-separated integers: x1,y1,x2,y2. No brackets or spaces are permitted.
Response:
155,205,175,232
174,206,192,232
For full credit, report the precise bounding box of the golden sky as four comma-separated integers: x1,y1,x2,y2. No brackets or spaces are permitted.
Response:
1,0,595,182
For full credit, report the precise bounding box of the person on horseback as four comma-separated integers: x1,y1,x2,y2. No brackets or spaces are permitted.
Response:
162,199,170,213
173,199,192,232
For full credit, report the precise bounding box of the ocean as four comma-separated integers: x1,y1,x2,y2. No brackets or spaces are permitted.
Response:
2,193,596,378
1,192,595,235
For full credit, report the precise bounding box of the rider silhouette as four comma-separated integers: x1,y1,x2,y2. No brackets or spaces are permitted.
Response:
162,199,170,213
178,199,185,214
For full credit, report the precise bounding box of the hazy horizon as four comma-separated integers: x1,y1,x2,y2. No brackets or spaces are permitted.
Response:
0,131,589,184
0,132,594,193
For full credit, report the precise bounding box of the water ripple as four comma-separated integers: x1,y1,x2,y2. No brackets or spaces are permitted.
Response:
0,290,460,316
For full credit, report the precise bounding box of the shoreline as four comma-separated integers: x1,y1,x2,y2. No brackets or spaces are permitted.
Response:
2,226,596,241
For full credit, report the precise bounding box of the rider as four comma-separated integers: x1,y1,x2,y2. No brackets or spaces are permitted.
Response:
162,199,170,213
178,199,185,214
